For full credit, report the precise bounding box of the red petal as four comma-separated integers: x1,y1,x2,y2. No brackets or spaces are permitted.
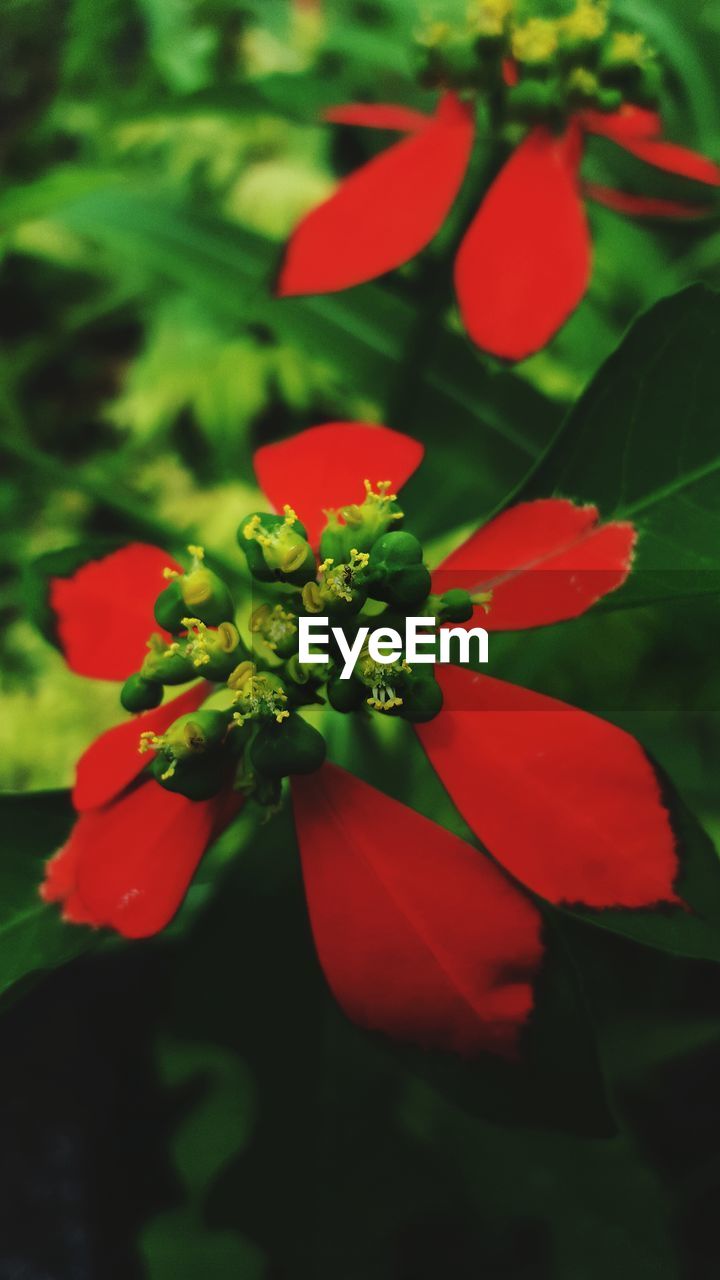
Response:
73,682,211,812
292,764,543,1058
585,182,713,219
254,422,424,547
455,126,591,359
43,780,240,938
40,833,96,925
609,137,720,187
433,499,635,630
581,106,662,141
277,93,474,295
323,103,430,132
417,667,679,909
50,544,181,681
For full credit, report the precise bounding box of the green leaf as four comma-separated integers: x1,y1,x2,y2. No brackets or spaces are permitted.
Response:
0,790,96,1003
16,180,559,530
140,1037,266,1280
518,285,720,607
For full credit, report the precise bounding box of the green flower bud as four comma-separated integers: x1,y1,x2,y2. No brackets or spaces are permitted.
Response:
601,30,651,72
239,508,315,586
399,673,444,723
319,481,404,562
593,85,623,112
511,17,560,68
370,531,423,568
366,533,431,610
141,709,231,796
120,673,163,714
154,546,234,632
556,0,607,60
250,603,299,659
229,663,290,727
506,76,564,121
145,709,229,758
182,619,246,680
304,549,370,618
250,713,326,779
150,751,227,800
414,28,485,91
565,66,601,107
141,636,196,686
599,31,658,99
283,655,325,708
327,674,366,713
437,589,475,624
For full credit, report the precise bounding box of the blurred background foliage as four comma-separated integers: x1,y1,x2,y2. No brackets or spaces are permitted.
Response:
3,0,720,798
3,1,720,1275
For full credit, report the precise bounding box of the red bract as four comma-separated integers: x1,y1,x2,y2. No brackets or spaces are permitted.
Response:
277,96,720,359
44,423,680,1059
42,545,240,937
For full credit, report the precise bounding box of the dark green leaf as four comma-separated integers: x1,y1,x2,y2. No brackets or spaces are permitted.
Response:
0,790,95,1002
518,286,720,607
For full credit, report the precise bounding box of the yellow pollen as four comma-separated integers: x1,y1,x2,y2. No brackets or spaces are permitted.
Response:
561,1,607,42
243,515,262,541
416,19,452,48
567,66,599,96
610,30,650,65
466,0,512,38
511,17,559,62
138,730,163,755
366,687,404,713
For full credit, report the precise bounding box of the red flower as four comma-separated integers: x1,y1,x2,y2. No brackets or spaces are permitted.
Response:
42,545,241,937
43,424,680,1058
277,96,719,359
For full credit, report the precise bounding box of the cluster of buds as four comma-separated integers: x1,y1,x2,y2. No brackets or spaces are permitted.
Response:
122,485,487,807
416,0,660,124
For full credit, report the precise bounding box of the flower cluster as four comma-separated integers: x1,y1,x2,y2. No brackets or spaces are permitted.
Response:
113,473,486,810
278,0,720,359
418,0,658,123
41,423,684,1061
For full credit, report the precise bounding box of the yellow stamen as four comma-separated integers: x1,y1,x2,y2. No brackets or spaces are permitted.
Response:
561,1,607,42
302,582,324,614
466,0,512,38
609,30,650,65
511,17,559,62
